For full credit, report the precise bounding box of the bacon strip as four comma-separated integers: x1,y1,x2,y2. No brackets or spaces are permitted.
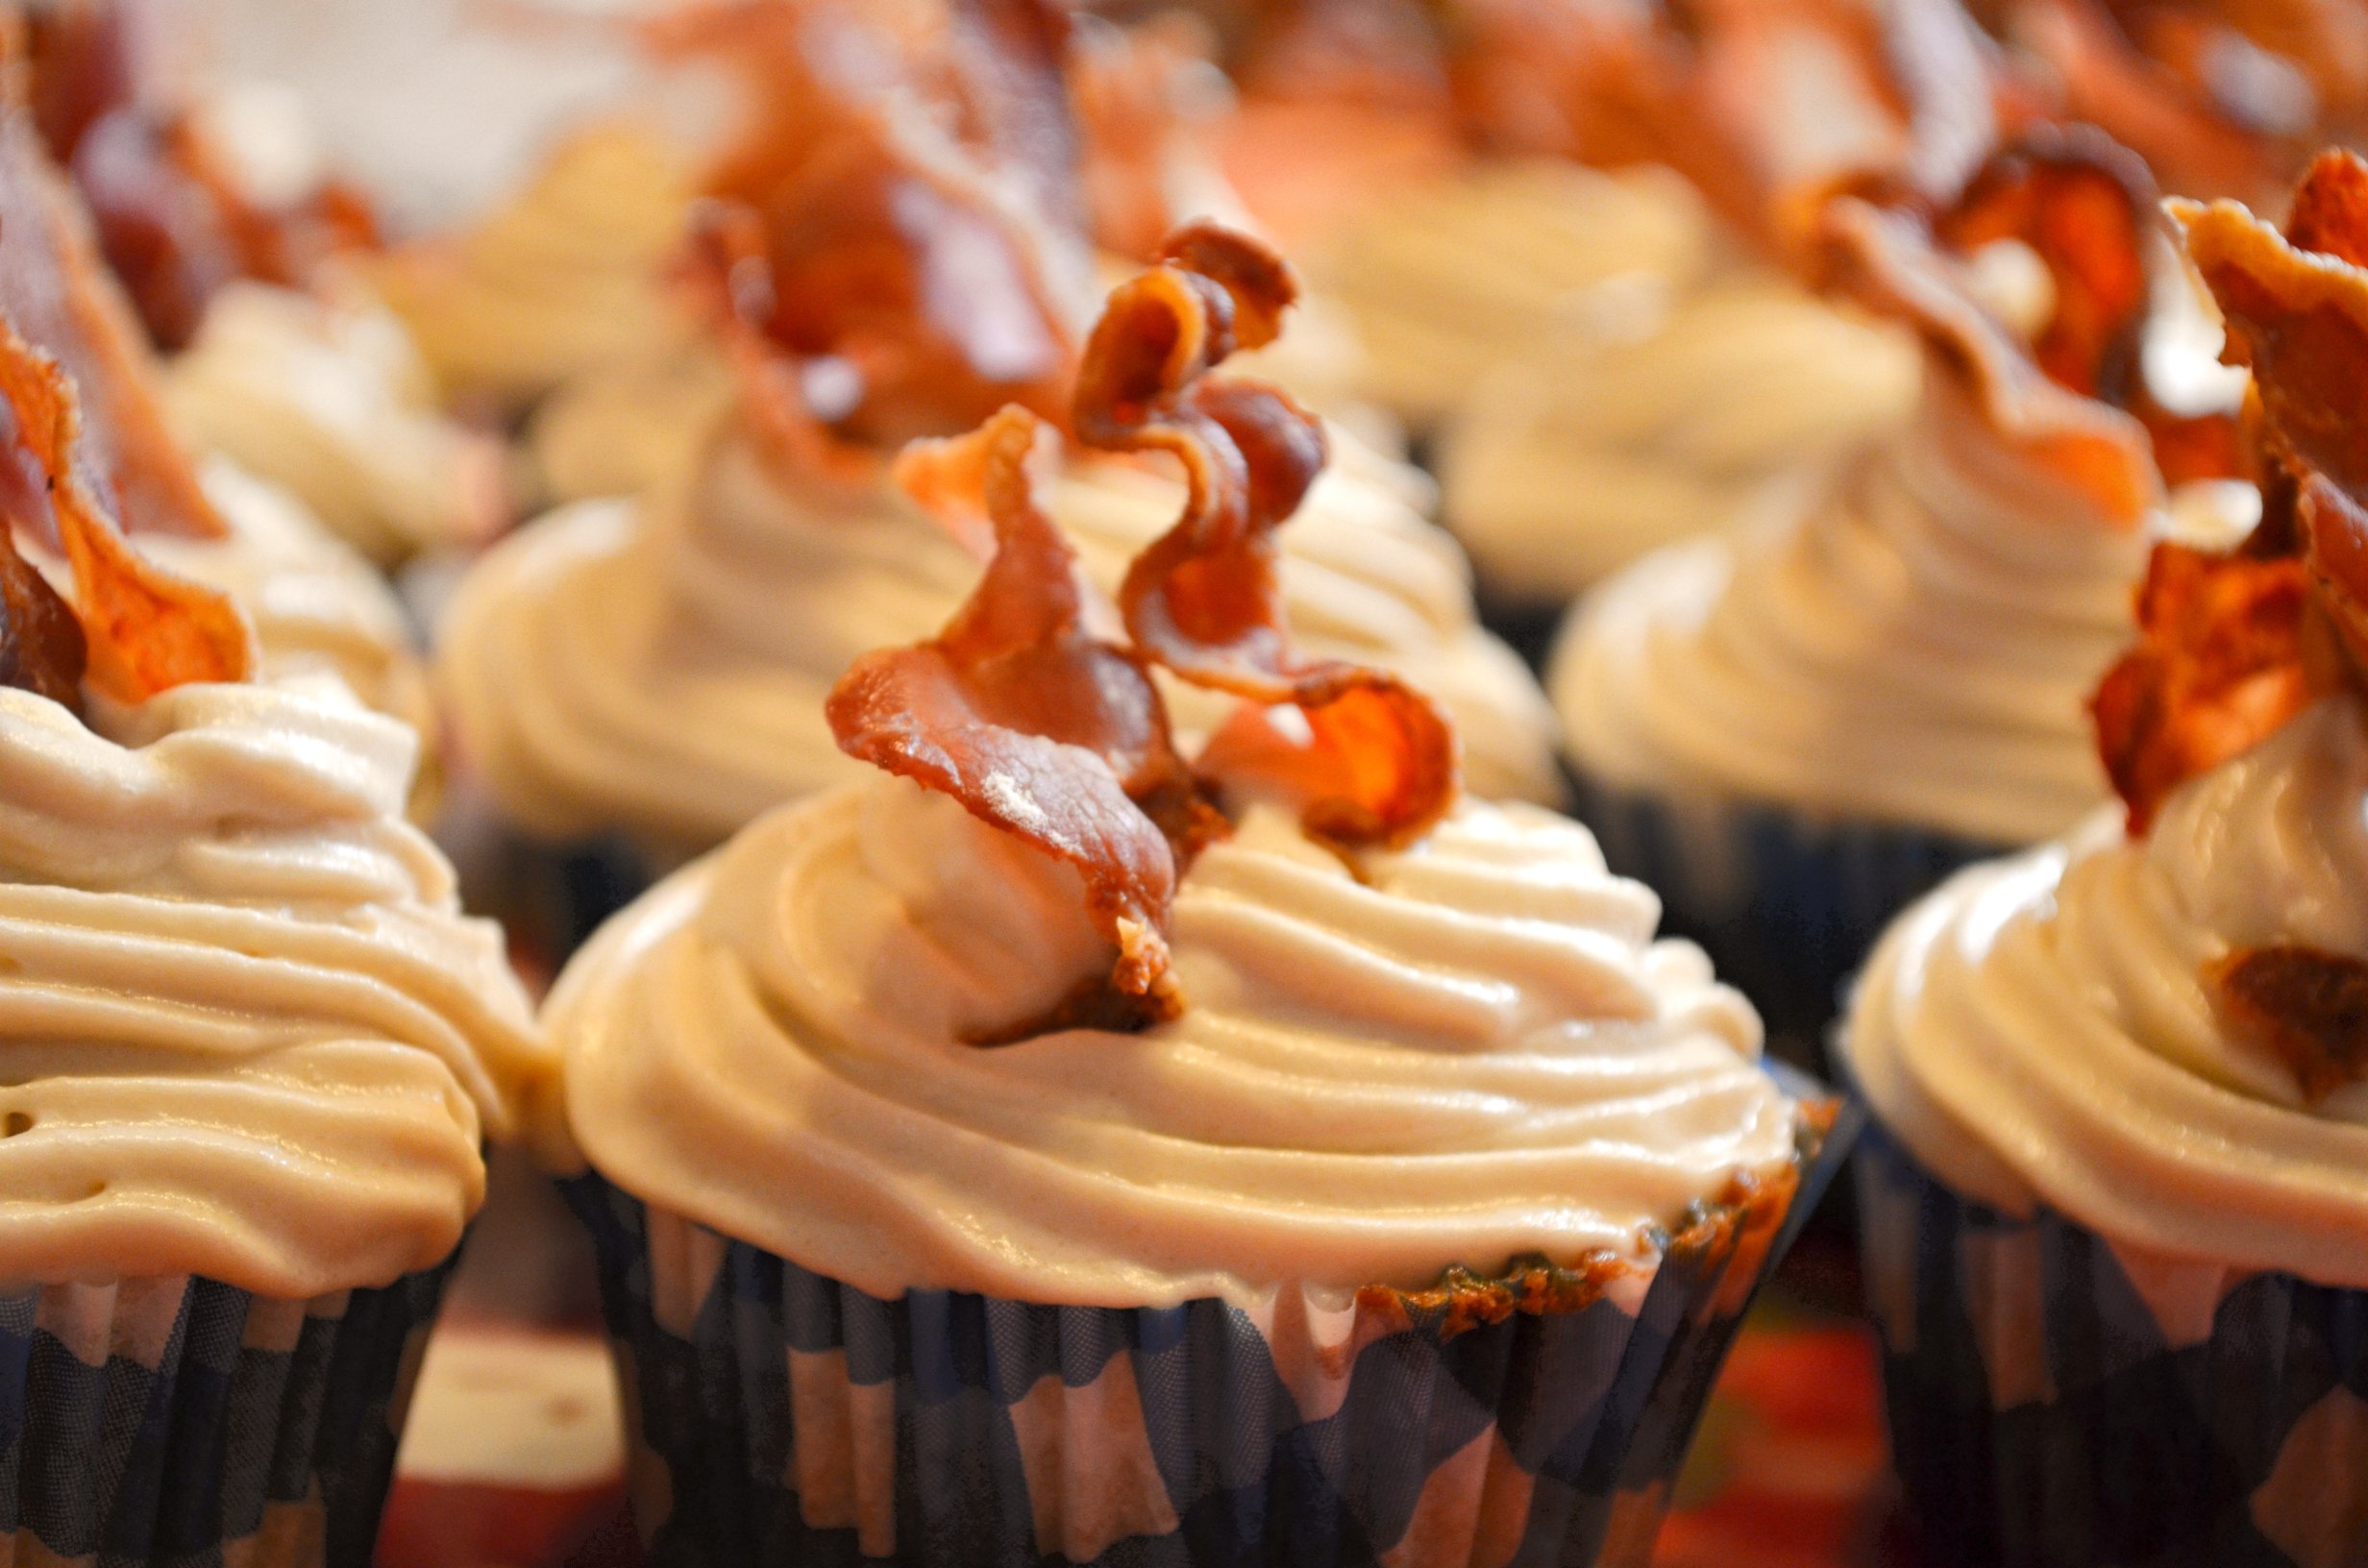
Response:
1095,222,1458,848
651,0,1088,471
0,106,224,540
0,315,250,702
830,405,1220,1028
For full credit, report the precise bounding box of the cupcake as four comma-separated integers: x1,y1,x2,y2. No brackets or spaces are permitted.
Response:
1551,130,2253,1054
0,286,545,1564
549,225,1847,1568
1840,149,2368,1568
436,0,1557,962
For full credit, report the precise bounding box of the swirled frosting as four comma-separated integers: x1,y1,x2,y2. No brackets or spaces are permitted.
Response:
440,422,1559,852
1844,697,2368,1286
551,775,1798,1306
1439,280,1921,600
0,675,547,1299
369,121,695,408
167,281,494,563
1552,380,2257,845
1310,160,1714,422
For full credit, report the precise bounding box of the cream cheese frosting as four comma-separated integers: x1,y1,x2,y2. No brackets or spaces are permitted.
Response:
1438,279,1921,600
550,775,1799,1307
0,674,546,1299
1552,378,2257,845
440,421,1560,852
368,120,696,409
167,280,496,564
1309,160,1715,423
1842,696,2368,1286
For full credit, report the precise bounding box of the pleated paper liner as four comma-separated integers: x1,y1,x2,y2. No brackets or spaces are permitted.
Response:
562,1073,1852,1568
1854,1117,2368,1568
0,1260,457,1567
1564,761,2007,1075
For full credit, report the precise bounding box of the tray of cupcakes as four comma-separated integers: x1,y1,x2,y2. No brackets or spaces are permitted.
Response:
0,0,2364,1565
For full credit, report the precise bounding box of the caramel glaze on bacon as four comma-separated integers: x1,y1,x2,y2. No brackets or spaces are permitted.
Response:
833,225,1458,1041
2090,147,2368,1102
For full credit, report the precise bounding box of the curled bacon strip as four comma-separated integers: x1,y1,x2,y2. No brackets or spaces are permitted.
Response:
1095,222,1458,849
829,405,1220,1031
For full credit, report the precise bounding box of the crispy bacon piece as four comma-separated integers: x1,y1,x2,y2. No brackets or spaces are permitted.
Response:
0,106,223,540
652,0,1089,472
1070,14,1233,264
2212,944,2368,1103
1092,222,1458,848
2090,541,2317,831
0,314,249,702
829,405,1221,1027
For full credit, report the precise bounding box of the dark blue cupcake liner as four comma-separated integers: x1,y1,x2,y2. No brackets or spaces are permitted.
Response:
463,831,662,977
1853,1115,2368,1568
0,1258,458,1567
562,1076,1851,1568
1564,761,2007,1071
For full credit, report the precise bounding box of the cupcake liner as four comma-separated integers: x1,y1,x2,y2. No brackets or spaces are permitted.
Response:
1564,761,2005,1071
563,1072,1851,1568
0,1258,458,1567
462,830,659,978
1853,1115,2368,1568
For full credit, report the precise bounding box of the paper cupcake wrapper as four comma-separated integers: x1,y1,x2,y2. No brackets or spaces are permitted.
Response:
564,1081,1849,1568
1853,1116,2368,1568
0,1260,457,1568
471,831,660,977
1564,762,2005,1070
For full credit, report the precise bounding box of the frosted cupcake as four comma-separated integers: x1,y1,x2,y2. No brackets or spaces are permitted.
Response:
1551,132,2250,1051
550,227,1846,1568
0,294,545,1566
1841,150,2368,1568
437,6,1556,959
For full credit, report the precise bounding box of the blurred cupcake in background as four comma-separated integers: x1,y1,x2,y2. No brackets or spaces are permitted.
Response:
1843,152,2368,1568
1552,127,2253,1058
438,0,1558,964
550,229,1849,1567
0,274,546,1565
